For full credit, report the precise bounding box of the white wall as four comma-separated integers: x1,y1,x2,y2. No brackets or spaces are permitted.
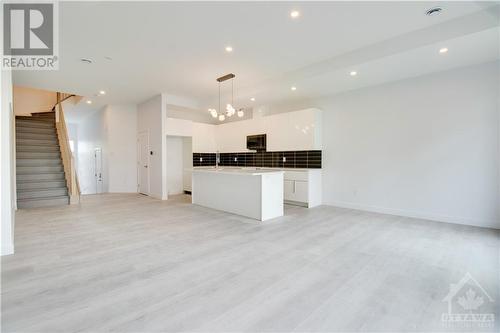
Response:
166,136,184,195
192,122,217,153
1,69,15,255
182,137,193,192
138,94,167,199
13,86,56,115
105,105,138,193
318,62,500,229
69,104,138,195
166,117,192,137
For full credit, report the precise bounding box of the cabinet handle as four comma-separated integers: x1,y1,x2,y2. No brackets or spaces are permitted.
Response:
293,181,296,193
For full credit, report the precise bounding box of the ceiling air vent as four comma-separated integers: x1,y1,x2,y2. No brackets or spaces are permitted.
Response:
425,7,443,16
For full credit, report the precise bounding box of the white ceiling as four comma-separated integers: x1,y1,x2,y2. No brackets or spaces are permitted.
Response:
13,1,500,118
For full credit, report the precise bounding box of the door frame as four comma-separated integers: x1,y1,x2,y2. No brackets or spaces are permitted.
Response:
137,130,150,195
94,147,103,194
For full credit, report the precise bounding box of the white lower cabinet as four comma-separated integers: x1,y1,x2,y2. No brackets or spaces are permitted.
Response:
284,180,295,200
283,170,322,208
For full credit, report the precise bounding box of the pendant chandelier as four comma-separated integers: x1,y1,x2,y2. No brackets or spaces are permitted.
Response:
208,73,244,121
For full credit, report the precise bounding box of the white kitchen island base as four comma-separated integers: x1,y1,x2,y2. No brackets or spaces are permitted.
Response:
192,169,284,221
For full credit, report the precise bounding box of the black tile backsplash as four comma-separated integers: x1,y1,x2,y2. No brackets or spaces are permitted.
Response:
193,153,217,167
193,150,321,169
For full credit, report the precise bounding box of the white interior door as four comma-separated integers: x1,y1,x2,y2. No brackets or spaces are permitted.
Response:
94,148,103,194
138,132,150,195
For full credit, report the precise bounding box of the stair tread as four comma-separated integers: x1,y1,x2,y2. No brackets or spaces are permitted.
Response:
17,178,65,182
17,158,61,161
18,195,69,201
17,171,64,176
16,116,55,120
16,131,57,138
31,112,55,116
17,188,67,193
16,158,62,160
15,122,55,128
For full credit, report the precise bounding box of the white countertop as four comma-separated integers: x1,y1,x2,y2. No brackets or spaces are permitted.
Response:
192,167,284,176
192,166,319,172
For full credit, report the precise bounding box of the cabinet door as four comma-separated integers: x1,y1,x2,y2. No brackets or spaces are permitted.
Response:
293,180,309,203
284,180,295,201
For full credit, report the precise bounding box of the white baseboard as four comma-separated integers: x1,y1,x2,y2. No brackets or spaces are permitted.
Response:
1,243,14,256
324,200,499,230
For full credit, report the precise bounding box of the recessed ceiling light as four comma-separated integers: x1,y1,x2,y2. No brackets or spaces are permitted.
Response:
86,100,92,104
350,71,357,76
291,86,297,91
250,97,255,101
99,90,106,95
80,58,93,64
425,7,443,16
225,46,233,53
439,47,448,54
290,10,300,18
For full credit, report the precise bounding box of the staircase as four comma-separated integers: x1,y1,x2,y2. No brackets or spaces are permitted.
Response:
16,111,69,209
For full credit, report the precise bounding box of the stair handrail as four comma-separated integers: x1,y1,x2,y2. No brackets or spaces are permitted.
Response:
54,92,81,204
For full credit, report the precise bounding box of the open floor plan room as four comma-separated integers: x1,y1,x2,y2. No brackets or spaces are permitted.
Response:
3,194,499,332
1,1,499,332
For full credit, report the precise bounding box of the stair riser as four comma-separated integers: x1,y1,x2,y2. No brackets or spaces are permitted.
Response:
17,166,64,174
18,188,68,200
17,151,61,159
17,159,62,167
18,197,69,209
17,173,65,181
15,121,55,129
16,139,58,146
16,116,55,122
17,181,66,190
31,112,55,118
16,133,58,140
16,127,56,135
17,145,60,152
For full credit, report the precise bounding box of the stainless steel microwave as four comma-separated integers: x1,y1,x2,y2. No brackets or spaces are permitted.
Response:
247,134,266,151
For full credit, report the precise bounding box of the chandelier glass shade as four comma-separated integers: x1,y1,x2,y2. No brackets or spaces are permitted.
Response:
208,73,244,121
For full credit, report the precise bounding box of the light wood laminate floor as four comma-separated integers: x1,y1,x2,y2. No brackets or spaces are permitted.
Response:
2,193,499,332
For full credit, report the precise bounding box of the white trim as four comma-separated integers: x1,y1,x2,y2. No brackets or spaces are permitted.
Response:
1,243,14,256
324,200,499,230
161,94,168,200
137,130,150,196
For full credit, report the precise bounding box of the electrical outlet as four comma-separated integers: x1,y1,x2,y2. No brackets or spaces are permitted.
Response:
283,156,286,162
200,157,203,162
234,157,238,162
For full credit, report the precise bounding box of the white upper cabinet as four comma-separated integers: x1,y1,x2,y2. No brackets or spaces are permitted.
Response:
265,108,322,151
169,108,322,153
216,120,254,153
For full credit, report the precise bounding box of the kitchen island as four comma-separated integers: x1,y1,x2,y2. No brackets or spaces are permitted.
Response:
192,168,284,221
